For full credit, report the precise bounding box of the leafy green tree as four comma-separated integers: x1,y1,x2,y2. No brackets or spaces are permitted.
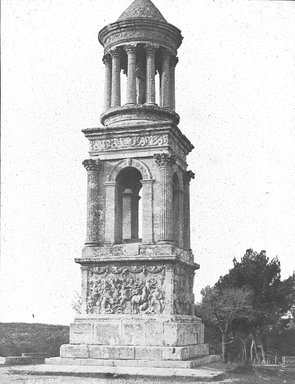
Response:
196,286,253,362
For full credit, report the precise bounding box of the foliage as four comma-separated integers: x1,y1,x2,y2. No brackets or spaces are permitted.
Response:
217,249,293,328
197,249,295,363
0,322,69,357
196,285,253,361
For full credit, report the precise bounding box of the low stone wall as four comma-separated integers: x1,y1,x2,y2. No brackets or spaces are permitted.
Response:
0,356,32,366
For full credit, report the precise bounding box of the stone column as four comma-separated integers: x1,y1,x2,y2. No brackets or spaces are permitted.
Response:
183,170,195,249
161,49,171,108
122,189,139,240
141,179,154,244
110,48,121,107
104,181,117,244
125,45,137,105
103,54,112,111
145,44,157,105
82,159,102,246
170,56,178,110
154,153,176,243
131,194,140,240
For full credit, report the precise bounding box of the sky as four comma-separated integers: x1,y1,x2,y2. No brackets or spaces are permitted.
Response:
1,0,295,325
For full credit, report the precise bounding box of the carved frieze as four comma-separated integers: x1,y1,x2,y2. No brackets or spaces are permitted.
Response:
90,134,168,152
86,264,166,315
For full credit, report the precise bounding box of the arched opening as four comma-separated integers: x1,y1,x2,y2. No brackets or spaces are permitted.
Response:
172,172,181,245
115,167,142,243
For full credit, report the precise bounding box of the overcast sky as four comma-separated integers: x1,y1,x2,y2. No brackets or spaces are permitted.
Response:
1,0,295,325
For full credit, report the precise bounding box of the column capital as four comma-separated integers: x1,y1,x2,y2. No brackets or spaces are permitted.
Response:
154,153,176,168
171,56,179,67
184,170,195,183
124,44,137,54
82,159,102,172
109,47,122,59
102,54,111,65
145,44,159,53
162,48,172,61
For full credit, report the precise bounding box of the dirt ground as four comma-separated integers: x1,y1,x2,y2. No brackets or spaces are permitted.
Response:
1,364,294,384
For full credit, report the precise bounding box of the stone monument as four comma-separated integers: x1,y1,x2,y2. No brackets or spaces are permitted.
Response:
47,0,219,369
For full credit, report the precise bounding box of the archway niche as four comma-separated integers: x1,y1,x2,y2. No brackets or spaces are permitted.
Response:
115,167,142,243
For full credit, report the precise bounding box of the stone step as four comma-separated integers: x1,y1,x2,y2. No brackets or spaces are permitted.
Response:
60,343,209,361
0,356,32,366
46,354,221,369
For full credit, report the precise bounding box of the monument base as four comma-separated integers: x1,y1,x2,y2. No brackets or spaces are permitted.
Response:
46,354,221,369
46,314,217,369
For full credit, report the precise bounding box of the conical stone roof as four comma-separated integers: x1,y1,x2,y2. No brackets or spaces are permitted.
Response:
117,0,167,23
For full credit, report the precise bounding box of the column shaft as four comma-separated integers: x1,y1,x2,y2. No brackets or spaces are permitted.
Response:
104,181,117,244
111,50,121,107
170,56,178,110
125,46,137,104
178,190,184,247
154,154,175,243
183,171,195,249
161,50,171,108
145,45,156,104
141,179,154,243
103,55,112,110
82,159,101,245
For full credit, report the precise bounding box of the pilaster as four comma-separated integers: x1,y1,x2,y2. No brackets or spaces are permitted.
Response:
104,181,117,244
154,153,176,243
82,159,102,246
141,179,154,244
183,170,195,249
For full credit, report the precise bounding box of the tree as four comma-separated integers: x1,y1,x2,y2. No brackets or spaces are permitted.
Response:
216,249,295,362
196,286,253,362
217,250,290,327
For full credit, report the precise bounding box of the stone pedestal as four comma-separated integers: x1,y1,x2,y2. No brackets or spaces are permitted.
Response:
47,243,210,368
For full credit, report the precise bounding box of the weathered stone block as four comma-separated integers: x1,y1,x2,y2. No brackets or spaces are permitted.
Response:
92,322,121,345
135,347,163,361
88,345,135,360
60,344,88,358
70,322,93,344
121,319,164,346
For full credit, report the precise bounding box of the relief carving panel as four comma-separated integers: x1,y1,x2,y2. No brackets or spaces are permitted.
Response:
87,265,166,315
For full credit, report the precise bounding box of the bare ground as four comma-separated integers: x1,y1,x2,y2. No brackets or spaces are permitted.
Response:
1,363,294,384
